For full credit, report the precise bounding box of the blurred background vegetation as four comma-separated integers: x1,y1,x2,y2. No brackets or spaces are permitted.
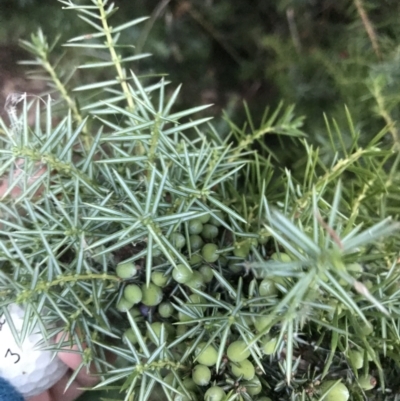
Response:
1,2,400,400
1,0,400,153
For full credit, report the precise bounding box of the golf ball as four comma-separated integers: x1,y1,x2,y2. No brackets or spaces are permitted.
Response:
0,304,69,399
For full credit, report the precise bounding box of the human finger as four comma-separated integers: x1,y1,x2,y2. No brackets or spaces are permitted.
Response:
55,332,100,388
27,390,51,401
47,370,87,401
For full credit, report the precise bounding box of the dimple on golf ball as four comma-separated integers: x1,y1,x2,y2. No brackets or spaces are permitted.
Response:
0,304,69,399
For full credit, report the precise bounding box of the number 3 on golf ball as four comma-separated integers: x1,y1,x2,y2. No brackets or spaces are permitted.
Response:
0,304,68,398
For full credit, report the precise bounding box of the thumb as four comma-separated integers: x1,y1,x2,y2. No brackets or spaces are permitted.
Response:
0,377,24,401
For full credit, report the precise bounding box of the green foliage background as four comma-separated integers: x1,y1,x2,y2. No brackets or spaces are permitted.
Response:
1,1,400,401
2,0,399,137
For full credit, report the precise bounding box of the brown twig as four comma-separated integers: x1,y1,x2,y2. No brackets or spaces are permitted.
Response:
286,8,302,55
180,1,242,65
354,0,381,60
315,211,343,250
135,0,172,55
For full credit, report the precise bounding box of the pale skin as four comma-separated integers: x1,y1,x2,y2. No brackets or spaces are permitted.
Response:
1,161,100,400
28,342,99,401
